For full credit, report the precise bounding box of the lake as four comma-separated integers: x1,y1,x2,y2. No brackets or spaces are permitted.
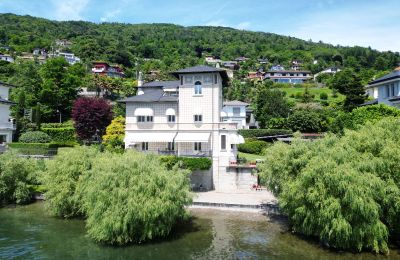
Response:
0,202,398,259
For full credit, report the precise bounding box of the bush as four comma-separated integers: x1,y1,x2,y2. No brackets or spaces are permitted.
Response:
238,140,269,154
41,127,76,142
258,118,400,254
43,148,192,245
267,117,288,129
8,143,58,155
330,104,400,134
102,116,125,151
40,121,73,128
238,129,292,138
19,131,51,143
319,92,328,100
160,156,212,171
0,152,41,205
287,110,326,133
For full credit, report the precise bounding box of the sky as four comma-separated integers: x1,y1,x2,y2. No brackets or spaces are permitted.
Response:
0,0,399,52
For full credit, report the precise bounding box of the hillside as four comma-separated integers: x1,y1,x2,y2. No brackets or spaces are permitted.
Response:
0,13,399,75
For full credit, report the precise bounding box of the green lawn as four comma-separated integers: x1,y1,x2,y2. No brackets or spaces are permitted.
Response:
238,152,264,161
278,87,344,104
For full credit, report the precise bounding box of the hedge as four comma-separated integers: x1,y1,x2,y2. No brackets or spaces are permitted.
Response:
238,140,269,155
238,129,292,138
40,122,73,128
19,131,51,143
159,156,212,171
41,127,76,142
8,143,58,156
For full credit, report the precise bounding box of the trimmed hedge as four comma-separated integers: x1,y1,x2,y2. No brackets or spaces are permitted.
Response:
41,127,76,142
8,143,58,155
238,129,292,138
19,131,51,143
40,122,73,128
238,140,269,155
159,156,212,171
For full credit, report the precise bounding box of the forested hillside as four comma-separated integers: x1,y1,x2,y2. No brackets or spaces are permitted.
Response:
0,13,399,74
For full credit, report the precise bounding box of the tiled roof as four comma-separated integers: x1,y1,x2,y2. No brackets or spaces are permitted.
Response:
171,65,228,82
223,100,249,106
120,89,177,103
369,70,400,85
142,80,180,88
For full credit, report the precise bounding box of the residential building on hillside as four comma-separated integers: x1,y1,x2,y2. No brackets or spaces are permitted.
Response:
18,52,47,64
290,60,303,70
314,67,341,80
204,56,221,64
258,58,268,64
247,71,265,80
264,69,312,84
270,64,285,71
0,82,16,143
49,50,80,65
91,62,125,78
0,53,14,63
55,39,72,49
365,68,400,108
234,57,249,62
120,65,247,191
221,100,249,129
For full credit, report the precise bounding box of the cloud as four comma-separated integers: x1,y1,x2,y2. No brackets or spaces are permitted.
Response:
236,22,251,30
100,9,121,22
205,19,228,27
51,0,90,21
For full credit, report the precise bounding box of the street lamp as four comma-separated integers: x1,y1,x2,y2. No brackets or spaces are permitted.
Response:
56,109,62,123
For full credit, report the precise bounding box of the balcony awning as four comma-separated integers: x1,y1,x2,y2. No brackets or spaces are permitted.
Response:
166,108,176,115
124,132,177,144
175,132,210,142
134,108,154,116
230,134,245,144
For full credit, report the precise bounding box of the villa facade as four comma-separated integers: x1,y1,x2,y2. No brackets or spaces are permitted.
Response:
0,82,15,143
365,68,400,108
121,65,246,190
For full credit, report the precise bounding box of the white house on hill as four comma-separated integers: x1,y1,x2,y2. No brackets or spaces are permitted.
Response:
221,100,249,129
365,68,400,108
0,82,15,143
120,65,247,191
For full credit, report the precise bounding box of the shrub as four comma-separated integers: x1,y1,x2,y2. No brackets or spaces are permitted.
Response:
267,117,288,129
43,146,99,218
319,92,328,100
44,148,192,244
102,116,125,151
238,129,292,138
19,131,51,143
0,152,41,205
330,104,400,134
287,110,326,133
41,127,76,142
40,121,73,128
159,156,212,171
258,118,400,254
238,140,269,154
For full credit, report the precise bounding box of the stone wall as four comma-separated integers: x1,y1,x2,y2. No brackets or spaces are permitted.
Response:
190,169,213,191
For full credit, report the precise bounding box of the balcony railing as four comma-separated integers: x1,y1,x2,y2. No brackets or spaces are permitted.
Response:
157,149,212,157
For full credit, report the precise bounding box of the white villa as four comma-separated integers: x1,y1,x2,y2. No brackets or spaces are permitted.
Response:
121,65,248,191
365,68,400,108
0,82,15,143
221,100,249,129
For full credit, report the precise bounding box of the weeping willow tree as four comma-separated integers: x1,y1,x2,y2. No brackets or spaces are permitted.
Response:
44,147,192,245
259,118,400,254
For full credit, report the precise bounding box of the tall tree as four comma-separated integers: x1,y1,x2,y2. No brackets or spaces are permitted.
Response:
254,81,291,128
330,69,366,111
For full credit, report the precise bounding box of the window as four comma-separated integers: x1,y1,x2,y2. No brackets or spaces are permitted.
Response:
303,73,307,76
137,116,153,122
180,76,183,85
214,74,218,84
194,81,202,95
167,115,176,122
221,135,226,150
141,142,148,151
167,142,174,151
194,114,203,122
194,142,202,151
232,107,240,116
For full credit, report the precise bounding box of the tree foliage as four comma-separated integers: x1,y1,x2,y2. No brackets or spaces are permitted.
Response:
102,116,125,151
259,118,400,254
72,97,112,141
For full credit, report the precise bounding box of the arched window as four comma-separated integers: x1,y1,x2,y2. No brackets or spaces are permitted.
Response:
194,81,202,95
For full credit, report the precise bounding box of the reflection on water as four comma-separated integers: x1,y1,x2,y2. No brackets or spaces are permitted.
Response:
0,203,399,259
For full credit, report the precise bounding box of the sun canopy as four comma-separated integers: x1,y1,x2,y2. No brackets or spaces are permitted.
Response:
166,108,176,116
124,132,176,144
134,108,154,116
175,132,210,142
230,134,245,144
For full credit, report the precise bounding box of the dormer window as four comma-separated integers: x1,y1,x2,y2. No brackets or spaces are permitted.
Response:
194,81,202,95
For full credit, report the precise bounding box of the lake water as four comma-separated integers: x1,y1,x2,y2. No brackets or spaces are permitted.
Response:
0,202,399,259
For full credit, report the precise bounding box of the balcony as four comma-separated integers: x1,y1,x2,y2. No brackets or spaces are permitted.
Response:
218,122,238,130
158,149,212,157
91,68,106,73
0,122,16,130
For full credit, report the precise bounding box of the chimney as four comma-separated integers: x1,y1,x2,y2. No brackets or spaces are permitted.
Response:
137,71,143,87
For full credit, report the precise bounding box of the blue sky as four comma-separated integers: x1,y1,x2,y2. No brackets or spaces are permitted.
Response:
0,0,399,52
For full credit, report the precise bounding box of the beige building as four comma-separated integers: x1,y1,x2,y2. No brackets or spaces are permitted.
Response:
121,66,246,191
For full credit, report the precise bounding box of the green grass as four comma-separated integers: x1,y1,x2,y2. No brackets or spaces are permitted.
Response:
278,87,344,104
238,152,264,161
